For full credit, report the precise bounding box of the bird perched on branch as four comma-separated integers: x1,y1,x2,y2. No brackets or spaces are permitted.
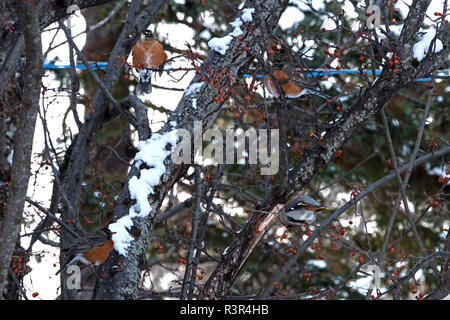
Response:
132,30,168,95
55,226,115,275
280,195,328,226
263,68,331,99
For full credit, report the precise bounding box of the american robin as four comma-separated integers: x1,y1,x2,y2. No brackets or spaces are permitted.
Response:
132,30,168,95
264,69,303,98
263,69,331,99
280,195,328,226
55,226,115,275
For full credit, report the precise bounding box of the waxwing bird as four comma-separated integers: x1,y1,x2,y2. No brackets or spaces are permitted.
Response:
263,69,331,99
132,31,168,95
280,195,328,226
55,226,115,275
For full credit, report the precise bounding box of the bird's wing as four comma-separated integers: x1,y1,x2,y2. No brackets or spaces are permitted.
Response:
285,210,315,224
295,195,320,207
284,198,304,212
291,80,332,99
62,234,107,257
147,40,167,69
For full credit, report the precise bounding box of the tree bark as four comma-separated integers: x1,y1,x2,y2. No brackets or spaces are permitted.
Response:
0,0,43,299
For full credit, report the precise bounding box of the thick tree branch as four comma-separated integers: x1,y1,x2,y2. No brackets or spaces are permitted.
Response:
0,0,43,299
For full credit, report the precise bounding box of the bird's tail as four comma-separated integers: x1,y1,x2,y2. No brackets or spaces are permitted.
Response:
297,88,332,100
137,68,153,95
55,255,78,276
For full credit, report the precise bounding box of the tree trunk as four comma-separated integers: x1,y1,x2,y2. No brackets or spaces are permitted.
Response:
0,0,43,299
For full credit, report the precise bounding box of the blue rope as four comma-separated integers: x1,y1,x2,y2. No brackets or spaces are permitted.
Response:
42,62,108,70
243,69,449,82
39,62,449,82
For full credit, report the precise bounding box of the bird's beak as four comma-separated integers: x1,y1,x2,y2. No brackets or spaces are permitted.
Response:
320,206,329,210
111,231,117,235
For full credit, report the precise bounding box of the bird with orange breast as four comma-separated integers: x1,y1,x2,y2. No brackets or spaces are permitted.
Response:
263,68,330,99
132,31,168,95
55,226,116,275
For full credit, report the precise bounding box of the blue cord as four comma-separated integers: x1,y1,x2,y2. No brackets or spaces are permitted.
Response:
39,62,449,82
42,62,108,70
243,69,449,82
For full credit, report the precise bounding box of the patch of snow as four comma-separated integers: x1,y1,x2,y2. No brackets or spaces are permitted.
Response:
7,150,13,165
241,8,255,22
108,216,134,256
208,7,255,55
307,259,327,269
208,35,233,55
185,82,205,96
129,130,179,217
413,28,443,61
109,127,179,256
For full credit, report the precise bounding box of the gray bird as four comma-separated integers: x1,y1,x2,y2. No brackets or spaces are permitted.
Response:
280,195,328,226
